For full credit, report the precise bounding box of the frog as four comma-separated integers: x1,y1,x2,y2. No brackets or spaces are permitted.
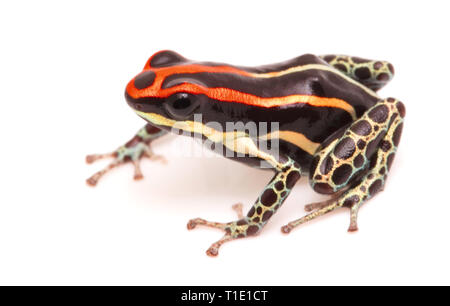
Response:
87,50,405,256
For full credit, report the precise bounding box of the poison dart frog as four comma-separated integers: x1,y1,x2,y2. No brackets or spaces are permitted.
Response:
87,51,405,256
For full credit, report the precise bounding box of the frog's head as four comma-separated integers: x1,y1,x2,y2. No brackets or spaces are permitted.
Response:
125,51,200,126
125,50,258,135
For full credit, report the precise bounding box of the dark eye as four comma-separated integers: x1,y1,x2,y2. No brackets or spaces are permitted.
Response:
165,93,199,120
172,96,192,110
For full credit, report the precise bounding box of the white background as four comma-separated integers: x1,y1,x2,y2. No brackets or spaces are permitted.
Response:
1,0,449,285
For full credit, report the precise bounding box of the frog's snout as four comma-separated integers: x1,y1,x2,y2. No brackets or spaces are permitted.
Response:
125,71,161,113
125,90,141,111
125,89,160,114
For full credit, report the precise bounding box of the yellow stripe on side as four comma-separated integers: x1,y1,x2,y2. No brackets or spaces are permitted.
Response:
259,131,320,155
136,111,320,157
135,111,282,167
135,111,248,143
249,64,380,99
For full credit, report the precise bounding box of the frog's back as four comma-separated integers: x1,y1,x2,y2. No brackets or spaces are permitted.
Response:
232,53,381,114
194,53,381,142
196,54,383,169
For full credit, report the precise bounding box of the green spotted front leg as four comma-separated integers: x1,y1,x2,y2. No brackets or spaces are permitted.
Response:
282,97,405,233
86,124,168,186
188,156,301,256
320,54,395,92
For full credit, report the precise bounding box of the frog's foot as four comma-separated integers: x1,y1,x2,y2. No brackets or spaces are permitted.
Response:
86,141,166,186
187,217,261,257
283,170,388,233
187,203,255,257
86,124,168,186
282,194,364,233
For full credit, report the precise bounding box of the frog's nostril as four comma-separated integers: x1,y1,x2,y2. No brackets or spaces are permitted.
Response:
125,91,146,112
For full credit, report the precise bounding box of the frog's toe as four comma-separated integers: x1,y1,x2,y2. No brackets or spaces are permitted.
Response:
205,235,234,257
187,218,224,230
186,218,233,257
188,219,253,257
304,190,346,212
132,160,144,180
206,245,219,257
86,175,99,187
304,199,334,212
231,203,244,218
282,202,342,234
86,159,123,187
348,203,361,232
147,153,168,164
86,152,116,164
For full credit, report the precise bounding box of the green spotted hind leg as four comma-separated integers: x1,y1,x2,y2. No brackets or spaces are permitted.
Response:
86,124,168,186
188,157,301,256
282,97,405,234
320,54,395,92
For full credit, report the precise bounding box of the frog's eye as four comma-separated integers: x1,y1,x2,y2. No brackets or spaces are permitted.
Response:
165,93,199,120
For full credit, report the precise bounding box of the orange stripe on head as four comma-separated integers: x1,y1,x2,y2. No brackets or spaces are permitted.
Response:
127,64,251,97
126,64,356,119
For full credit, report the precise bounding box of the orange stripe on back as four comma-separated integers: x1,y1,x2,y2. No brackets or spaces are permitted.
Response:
126,64,356,118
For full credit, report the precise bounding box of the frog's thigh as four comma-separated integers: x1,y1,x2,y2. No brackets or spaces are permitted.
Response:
282,98,405,233
320,54,395,91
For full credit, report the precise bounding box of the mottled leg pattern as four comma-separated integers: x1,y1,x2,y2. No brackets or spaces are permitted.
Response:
282,98,405,233
188,157,301,256
86,124,168,186
320,55,395,91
